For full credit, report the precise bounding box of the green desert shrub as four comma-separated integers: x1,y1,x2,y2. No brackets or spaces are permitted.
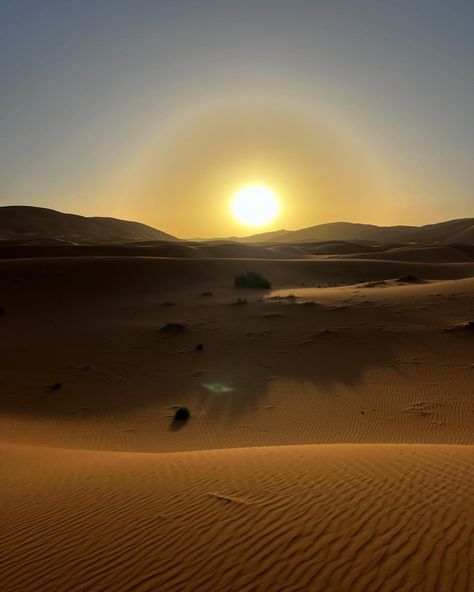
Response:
234,271,271,290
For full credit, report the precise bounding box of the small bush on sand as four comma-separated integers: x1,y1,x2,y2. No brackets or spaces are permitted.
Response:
234,271,271,290
174,407,190,421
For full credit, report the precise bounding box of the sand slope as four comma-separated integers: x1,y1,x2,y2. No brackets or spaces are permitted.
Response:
0,241,473,262
1,443,472,592
0,206,177,244
0,260,472,452
241,218,474,244
1,254,473,591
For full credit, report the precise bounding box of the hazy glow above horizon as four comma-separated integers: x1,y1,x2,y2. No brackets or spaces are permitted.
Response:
231,185,279,227
0,1,473,238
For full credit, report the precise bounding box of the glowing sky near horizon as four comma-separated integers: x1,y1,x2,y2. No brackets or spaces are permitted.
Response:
0,1,473,238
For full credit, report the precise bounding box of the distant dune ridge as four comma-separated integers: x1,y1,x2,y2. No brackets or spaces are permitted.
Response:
0,205,178,244
238,218,474,244
0,205,472,245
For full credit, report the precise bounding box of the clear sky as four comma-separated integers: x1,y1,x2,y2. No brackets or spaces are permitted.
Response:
1,0,473,237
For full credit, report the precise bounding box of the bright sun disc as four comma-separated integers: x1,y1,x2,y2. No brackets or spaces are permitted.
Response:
231,185,279,227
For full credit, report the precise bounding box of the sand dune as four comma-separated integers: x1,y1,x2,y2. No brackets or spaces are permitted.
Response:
0,258,473,452
334,244,473,263
1,252,473,590
1,443,472,592
0,206,177,244
1,240,473,263
240,218,474,244
1,208,472,259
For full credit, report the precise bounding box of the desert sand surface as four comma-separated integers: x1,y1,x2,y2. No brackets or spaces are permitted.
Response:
2,443,473,592
1,250,473,591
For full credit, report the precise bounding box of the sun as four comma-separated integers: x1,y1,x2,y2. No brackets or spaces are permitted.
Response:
231,184,280,227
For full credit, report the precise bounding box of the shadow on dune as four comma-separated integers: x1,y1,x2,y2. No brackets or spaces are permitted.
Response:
169,416,190,431
0,256,466,427
0,302,402,425
191,331,401,425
